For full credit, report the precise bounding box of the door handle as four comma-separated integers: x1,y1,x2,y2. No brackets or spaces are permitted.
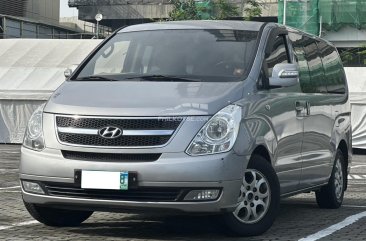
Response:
295,101,309,116
295,101,305,111
295,105,305,112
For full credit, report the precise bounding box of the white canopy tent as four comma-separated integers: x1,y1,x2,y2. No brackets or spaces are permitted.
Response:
345,67,366,149
0,39,101,143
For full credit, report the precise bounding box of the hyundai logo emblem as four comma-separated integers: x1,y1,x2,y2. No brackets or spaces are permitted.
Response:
98,126,123,139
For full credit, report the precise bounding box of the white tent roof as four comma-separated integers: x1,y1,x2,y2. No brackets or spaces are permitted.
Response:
345,67,366,104
344,67,366,149
0,39,102,100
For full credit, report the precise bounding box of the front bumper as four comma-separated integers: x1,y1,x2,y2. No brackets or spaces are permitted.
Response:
20,147,249,213
21,180,241,213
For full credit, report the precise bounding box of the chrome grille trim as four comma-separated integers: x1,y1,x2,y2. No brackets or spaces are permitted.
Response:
57,127,174,136
58,127,97,135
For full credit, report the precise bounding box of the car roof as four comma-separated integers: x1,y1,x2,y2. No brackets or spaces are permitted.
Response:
119,20,265,33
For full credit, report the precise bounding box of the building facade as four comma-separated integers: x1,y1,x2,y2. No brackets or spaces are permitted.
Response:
69,0,278,30
0,0,92,39
0,0,60,24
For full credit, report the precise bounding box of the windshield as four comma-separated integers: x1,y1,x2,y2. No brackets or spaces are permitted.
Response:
73,29,259,82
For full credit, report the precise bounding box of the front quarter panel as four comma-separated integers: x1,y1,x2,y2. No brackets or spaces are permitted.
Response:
233,94,277,165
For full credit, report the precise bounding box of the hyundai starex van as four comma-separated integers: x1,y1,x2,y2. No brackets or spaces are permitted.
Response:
20,21,352,236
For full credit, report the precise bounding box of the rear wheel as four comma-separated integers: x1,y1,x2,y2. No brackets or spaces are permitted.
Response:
222,155,280,236
316,150,346,209
24,201,93,227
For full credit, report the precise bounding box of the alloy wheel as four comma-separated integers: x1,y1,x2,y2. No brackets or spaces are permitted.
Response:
334,158,344,201
233,169,271,224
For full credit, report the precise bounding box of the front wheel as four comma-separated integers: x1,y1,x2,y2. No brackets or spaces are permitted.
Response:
222,155,280,236
316,150,346,209
24,201,93,227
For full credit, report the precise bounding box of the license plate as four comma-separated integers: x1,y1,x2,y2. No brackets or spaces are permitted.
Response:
81,170,128,190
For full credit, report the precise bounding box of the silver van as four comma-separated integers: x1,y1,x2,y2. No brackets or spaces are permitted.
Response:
20,21,352,236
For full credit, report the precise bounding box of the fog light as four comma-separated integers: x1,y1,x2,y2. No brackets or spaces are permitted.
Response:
184,189,220,201
22,181,45,194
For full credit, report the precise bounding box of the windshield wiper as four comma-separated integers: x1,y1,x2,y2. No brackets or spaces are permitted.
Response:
73,75,119,81
124,75,200,82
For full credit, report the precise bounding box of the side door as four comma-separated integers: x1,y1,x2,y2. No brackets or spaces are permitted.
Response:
261,31,303,194
299,38,334,188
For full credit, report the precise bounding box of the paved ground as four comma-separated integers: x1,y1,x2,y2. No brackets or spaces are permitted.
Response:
1,145,366,241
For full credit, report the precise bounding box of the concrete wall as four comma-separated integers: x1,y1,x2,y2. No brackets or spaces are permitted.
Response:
323,26,366,48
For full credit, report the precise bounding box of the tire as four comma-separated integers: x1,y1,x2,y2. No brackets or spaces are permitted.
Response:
222,155,280,236
23,201,93,227
316,149,346,209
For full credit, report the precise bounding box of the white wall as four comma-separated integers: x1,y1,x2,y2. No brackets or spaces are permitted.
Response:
323,26,366,48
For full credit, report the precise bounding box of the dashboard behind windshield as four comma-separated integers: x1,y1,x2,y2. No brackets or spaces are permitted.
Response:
73,29,259,82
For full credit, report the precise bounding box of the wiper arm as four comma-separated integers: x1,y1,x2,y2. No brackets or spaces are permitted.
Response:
73,75,119,81
124,75,200,82
73,74,201,82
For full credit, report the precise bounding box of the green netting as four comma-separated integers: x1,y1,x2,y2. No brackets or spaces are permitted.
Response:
195,0,214,20
319,0,366,31
278,0,319,36
279,0,366,35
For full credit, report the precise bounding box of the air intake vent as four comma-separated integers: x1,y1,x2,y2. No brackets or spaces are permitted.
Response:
43,182,182,202
62,150,161,162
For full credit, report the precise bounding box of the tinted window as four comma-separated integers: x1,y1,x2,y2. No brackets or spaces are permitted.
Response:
75,29,259,82
302,38,327,93
318,41,346,94
289,33,311,92
265,36,290,77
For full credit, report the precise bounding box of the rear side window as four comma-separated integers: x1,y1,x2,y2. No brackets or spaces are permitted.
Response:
303,38,327,93
318,41,346,94
289,33,311,92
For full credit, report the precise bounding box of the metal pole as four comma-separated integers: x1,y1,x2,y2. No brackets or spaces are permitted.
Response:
283,0,287,25
0,17,4,32
319,15,323,37
3,17,6,38
96,21,99,39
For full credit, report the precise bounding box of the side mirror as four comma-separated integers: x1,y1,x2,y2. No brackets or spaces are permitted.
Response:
64,64,78,78
269,63,299,88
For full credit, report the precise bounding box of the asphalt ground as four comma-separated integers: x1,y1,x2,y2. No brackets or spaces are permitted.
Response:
1,145,365,241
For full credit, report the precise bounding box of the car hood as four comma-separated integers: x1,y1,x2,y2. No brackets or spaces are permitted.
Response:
45,81,244,116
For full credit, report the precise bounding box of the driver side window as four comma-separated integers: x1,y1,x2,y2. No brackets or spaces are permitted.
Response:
265,36,290,77
258,35,290,89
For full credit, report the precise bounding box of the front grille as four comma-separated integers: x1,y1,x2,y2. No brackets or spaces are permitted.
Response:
56,116,182,130
43,182,182,202
56,116,182,147
62,150,161,162
58,133,171,147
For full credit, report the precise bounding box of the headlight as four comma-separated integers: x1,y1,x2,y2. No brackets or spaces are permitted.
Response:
23,104,45,151
186,105,241,156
